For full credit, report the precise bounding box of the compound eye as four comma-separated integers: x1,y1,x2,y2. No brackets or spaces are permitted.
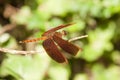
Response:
62,30,67,36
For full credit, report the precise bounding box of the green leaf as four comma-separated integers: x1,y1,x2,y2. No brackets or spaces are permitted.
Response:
82,21,115,61
0,53,50,80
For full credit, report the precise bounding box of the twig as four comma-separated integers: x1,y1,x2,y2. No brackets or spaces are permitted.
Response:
0,48,42,55
0,35,88,55
69,35,88,42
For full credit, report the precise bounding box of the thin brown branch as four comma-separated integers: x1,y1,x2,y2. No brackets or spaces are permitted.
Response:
0,48,42,55
69,35,88,42
0,35,87,55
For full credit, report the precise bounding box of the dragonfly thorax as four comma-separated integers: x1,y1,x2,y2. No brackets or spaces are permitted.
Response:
42,30,66,39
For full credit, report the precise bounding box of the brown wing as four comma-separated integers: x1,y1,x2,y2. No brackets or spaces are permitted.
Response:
42,23,74,36
42,38,67,63
53,34,82,56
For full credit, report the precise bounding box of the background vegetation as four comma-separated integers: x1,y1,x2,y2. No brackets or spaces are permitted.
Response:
0,0,120,80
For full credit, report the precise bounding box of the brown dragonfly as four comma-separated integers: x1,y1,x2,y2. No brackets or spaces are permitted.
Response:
20,23,82,63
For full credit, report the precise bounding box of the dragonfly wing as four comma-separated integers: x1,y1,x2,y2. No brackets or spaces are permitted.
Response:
42,23,74,36
53,34,81,56
42,38,67,63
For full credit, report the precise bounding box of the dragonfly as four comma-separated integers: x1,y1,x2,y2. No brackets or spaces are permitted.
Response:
19,23,82,63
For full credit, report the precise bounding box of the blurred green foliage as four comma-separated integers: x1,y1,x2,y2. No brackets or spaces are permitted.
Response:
0,0,120,80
